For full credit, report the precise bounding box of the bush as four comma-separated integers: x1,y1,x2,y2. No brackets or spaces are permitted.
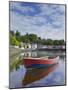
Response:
10,35,20,46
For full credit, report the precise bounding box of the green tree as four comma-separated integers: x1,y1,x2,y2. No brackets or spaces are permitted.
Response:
59,40,65,45
37,37,42,44
21,33,30,43
15,30,21,42
10,31,20,46
10,30,65,46
53,40,59,45
46,39,53,45
41,39,46,45
11,36,20,46
29,34,38,43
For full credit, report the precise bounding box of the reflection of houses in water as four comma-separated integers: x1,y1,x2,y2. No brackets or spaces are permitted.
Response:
23,51,37,57
31,51,37,57
21,50,65,58
20,52,31,57
24,52,31,57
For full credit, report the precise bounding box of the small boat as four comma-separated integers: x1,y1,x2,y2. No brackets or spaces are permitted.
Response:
23,56,59,68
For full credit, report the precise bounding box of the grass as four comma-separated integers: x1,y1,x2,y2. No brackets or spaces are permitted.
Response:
10,52,24,71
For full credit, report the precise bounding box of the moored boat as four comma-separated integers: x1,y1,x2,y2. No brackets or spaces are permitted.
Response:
23,56,59,68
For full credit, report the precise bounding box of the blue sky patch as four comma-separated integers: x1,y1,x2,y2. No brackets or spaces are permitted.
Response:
10,2,65,40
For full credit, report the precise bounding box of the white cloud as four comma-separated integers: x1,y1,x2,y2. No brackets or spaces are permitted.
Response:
10,2,65,40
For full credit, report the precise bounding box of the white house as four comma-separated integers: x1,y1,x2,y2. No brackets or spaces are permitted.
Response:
20,42,31,50
31,43,37,50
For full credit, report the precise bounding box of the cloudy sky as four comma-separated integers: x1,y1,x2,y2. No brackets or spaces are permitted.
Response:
10,2,65,40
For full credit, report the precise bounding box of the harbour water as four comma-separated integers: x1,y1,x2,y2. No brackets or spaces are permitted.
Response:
9,50,66,89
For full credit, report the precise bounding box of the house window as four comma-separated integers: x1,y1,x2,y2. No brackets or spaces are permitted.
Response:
27,45,29,48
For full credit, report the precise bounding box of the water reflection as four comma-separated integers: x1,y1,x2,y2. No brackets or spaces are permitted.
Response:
9,50,66,88
23,64,58,86
21,50,65,58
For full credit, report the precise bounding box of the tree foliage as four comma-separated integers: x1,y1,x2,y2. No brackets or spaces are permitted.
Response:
15,30,21,42
10,31,20,46
10,30,65,46
29,34,38,43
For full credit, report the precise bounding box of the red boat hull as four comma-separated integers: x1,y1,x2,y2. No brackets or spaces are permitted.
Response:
23,56,59,68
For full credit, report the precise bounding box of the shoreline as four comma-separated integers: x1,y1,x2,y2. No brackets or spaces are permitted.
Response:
9,46,66,52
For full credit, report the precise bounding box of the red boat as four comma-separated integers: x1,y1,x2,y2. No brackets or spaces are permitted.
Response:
23,56,59,68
